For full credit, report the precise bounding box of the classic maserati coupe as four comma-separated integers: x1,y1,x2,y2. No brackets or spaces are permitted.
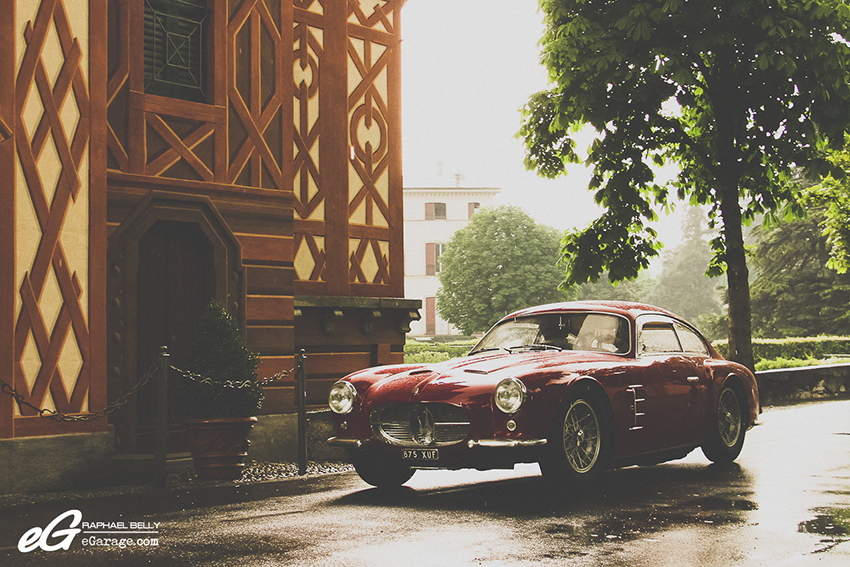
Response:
328,301,760,489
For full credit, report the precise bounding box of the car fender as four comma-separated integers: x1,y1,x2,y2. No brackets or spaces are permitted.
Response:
715,372,760,429
544,375,616,444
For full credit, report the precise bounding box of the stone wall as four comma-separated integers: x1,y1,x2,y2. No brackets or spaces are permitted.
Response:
0,430,114,495
249,412,346,465
755,363,850,406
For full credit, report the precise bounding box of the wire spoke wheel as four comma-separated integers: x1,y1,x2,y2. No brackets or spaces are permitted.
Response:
717,387,742,448
701,384,747,464
562,399,601,474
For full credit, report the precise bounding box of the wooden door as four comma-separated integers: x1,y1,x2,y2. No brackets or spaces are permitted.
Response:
135,220,214,451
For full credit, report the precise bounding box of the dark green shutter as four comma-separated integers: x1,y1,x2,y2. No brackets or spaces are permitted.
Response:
144,0,209,103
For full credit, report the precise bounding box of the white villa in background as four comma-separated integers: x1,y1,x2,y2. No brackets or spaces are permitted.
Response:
404,186,501,336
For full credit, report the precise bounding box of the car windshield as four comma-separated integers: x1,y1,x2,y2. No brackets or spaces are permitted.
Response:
469,312,631,355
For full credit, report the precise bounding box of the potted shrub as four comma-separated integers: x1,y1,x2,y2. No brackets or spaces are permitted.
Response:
175,300,264,480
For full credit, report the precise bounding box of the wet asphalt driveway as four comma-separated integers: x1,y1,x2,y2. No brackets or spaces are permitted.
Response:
1,400,848,566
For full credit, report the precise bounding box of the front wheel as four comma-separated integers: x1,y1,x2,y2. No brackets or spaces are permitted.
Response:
701,385,746,464
352,455,415,489
540,394,609,486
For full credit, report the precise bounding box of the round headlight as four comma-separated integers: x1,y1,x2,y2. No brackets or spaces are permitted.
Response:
494,378,526,414
328,381,357,414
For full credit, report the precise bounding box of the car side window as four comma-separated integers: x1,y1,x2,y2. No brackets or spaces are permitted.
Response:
639,322,682,355
674,323,710,356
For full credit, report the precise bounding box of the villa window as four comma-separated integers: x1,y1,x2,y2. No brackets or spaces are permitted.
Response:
425,202,447,220
144,0,210,103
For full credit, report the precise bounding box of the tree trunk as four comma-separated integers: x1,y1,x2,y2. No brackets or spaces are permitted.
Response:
720,191,755,372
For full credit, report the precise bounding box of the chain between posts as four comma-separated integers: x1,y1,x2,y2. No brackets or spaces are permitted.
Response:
169,366,295,389
0,364,158,422
0,364,295,423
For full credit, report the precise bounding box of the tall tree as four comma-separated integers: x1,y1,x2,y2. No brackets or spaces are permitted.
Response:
520,0,850,370
750,208,850,338
436,206,569,334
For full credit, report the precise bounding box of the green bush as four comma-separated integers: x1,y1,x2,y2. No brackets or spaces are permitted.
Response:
404,340,475,358
174,300,264,419
713,336,850,365
405,351,453,364
404,340,475,361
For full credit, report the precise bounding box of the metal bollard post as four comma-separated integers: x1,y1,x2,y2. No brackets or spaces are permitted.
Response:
155,347,170,488
297,350,307,475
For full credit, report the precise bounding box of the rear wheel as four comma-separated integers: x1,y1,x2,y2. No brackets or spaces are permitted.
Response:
540,393,609,486
352,455,415,489
701,384,746,463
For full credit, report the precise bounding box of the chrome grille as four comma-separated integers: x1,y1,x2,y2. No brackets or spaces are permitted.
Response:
370,403,470,447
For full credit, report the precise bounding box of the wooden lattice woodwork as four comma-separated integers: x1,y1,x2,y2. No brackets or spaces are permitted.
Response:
9,0,107,437
292,0,404,298
3,0,407,441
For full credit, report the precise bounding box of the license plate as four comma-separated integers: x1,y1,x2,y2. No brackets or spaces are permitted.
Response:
402,448,439,460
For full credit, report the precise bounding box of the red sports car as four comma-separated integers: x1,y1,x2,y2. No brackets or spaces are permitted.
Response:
328,301,760,489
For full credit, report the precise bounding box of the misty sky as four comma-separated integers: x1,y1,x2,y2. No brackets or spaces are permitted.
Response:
399,0,686,256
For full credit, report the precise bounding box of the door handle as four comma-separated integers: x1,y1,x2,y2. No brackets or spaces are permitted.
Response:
687,376,700,382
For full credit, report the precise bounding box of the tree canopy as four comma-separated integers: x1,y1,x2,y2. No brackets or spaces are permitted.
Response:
436,206,569,334
806,144,850,274
750,204,850,338
521,0,850,369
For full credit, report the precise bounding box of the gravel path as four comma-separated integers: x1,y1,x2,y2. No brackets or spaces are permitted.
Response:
0,461,354,508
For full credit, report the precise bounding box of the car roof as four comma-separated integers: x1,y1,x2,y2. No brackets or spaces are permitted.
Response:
502,300,677,321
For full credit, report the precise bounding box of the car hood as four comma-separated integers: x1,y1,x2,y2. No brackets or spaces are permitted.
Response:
349,350,625,406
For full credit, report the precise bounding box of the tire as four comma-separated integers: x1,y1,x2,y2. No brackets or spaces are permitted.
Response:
701,384,746,464
353,456,415,489
540,393,609,486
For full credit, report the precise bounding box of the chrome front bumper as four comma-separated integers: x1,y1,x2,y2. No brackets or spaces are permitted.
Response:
327,437,547,449
466,438,547,448
327,437,363,448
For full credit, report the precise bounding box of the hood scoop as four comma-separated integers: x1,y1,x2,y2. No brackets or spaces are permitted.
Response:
463,368,489,375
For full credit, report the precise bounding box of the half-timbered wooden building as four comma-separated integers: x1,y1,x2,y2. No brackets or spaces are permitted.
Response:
1,0,417,493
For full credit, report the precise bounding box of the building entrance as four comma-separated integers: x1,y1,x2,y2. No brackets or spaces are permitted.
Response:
134,220,214,452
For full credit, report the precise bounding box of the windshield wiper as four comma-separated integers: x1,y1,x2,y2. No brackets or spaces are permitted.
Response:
504,344,563,352
468,347,508,355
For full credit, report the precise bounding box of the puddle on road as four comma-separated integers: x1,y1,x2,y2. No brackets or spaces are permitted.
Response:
799,510,849,537
544,496,759,546
798,509,850,553
690,496,759,511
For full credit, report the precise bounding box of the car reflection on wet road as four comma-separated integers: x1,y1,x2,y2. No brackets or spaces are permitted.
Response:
318,400,849,567
2,400,848,566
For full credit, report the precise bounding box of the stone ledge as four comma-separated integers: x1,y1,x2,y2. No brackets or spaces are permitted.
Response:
295,295,421,310
0,429,114,495
756,363,850,406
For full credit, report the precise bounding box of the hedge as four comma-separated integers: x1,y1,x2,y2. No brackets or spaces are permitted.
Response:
713,337,850,365
405,337,850,367
404,340,476,364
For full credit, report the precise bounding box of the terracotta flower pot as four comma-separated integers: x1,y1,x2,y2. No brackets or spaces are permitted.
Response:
183,416,258,480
